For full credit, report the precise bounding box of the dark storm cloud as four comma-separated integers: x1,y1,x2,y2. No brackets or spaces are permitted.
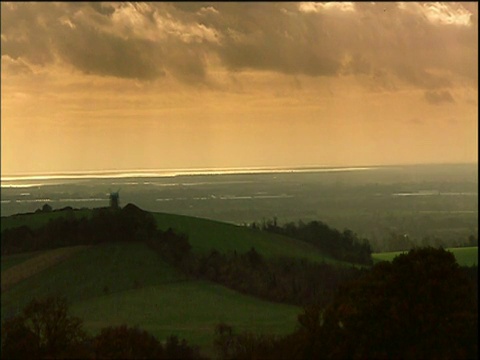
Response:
56,24,166,80
424,90,455,105
1,2,477,88
0,2,203,81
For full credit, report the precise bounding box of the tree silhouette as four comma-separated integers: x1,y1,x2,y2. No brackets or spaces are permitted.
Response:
1,296,88,359
318,247,478,359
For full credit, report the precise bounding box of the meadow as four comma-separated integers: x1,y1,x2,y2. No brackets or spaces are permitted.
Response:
1,241,300,357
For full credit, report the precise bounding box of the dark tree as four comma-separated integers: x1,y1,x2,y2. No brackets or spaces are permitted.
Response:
1,315,40,359
164,335,204,359
1,296,88,359
318,247,478,359
93,324,163,359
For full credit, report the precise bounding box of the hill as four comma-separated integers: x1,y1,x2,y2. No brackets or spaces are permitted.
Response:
2,207,476,357
151,212,346,264
1,207,345,264
1,242,300,356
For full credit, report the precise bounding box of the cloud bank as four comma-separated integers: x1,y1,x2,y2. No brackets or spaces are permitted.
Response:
1,1,477,92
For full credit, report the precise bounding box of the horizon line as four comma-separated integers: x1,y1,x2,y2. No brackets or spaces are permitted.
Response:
1,162,477,182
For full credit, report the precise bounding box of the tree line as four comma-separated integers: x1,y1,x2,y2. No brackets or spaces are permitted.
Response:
249,218,373,265
1,204,159,255
159,246,365,308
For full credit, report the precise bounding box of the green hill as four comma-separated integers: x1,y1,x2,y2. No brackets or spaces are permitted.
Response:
1,208,343,264
151,212,343,263
2,208,475,356
0,207,369,356
1,242,300,356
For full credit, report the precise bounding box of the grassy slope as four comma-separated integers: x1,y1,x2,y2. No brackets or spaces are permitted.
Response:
1,242,300,356
1,208,344,264
1,242,184,318
1,245,88,292
72,281,299,355
152,211,343,264
372,246,478,266
1,252,41,272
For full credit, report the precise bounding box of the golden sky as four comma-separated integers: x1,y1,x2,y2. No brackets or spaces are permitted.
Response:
1,2,478,175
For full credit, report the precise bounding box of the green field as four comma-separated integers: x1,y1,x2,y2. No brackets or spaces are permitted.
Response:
1,208,344,264
152,212,344,264
372,246,478,266
1,243,184,317
1,242,300,357
1,208,328,355
1,251,41,272
1,246,88,292
72,280,299,355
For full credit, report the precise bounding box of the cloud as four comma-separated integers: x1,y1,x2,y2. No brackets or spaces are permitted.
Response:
298,2,355,13
424,90,455,104
1,55,33,75
1,2,477,90
398,2,473,27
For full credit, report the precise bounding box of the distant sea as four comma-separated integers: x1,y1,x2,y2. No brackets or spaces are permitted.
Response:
1,166,375,186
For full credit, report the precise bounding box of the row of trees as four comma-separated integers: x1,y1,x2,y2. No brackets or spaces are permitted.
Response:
1,296,203,359
165,247,364,307
2,204,159,255
250,219,373,264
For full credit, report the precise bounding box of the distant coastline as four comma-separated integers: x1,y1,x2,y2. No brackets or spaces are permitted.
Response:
1,162,477,185
1,166,377,183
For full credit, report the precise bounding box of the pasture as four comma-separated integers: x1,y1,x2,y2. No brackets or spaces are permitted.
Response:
152,211,344,264
72,280,300,356
1,242,301,357
1,245,88,292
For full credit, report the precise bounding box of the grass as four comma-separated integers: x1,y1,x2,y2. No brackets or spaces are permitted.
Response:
2,208,345,265
1,251,42,272
152,211,343,264
1,246,88,293
72,280,300,357
2,242,301,357
372,246,478,266
1,242,185,320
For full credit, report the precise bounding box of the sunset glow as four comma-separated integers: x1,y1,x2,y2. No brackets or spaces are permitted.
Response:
1,2,478,176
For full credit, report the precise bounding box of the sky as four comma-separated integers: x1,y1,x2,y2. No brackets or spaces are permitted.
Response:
1,2,478,176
